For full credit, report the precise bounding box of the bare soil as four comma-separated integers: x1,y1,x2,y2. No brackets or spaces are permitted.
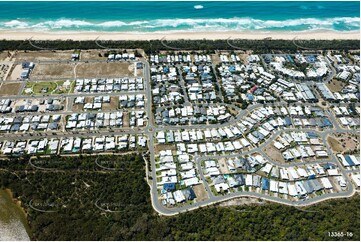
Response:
14,51,73,62
0,83,21,96
218,197,266,207
263,145,285,163
31,63,75,79
122,112,130,128
7,64,23,80
75,62,134,78
193,184,208,202
327,79,346,92
218,158,230,174
154,144,176,153
102,96,119,111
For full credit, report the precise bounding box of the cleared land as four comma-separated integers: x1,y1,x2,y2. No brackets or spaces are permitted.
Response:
80,50,108,61
102,97,119,111
328,134,359,153
122,112,130,128
263,145,285,163
75,62,134,78
7,64,23,80
218,197,266,207
218,158,230,174
0,83,22,96
154,144,176,153
31,63,75,79
14,51,73,61
193,184,208,202
327,136,344,152
327,79,346,92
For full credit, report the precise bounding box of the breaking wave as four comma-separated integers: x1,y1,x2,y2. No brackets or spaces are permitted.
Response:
0,17,359,32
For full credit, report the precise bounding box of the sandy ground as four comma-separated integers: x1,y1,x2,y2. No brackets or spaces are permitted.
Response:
0,30,359,41
7,64,22,81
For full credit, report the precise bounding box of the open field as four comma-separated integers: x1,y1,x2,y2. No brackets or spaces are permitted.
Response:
75,62,134,78
31,63,75,79
14,51,74,62
327,79,346,92
0,83,21,96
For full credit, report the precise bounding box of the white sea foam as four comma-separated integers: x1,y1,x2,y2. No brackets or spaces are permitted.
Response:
98,20,149,27
0,220,30,241
0,17,359,32
194,5,204,9
3,20,29,29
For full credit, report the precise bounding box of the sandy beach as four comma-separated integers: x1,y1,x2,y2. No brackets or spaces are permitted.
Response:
0,30,359,41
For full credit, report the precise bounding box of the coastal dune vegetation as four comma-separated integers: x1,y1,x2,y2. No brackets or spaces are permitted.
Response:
0,39,359,54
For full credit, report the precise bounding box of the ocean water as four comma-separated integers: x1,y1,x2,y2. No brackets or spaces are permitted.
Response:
0,1,359,33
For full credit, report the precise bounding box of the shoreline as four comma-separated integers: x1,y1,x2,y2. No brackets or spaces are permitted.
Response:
3,188,28,220
0,30,359,41
0,188,31,240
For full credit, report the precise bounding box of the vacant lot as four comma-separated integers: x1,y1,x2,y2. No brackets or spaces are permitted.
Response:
154,144,176,153
80,50,108,61
75,62,134,78
328,134,359,153
7,64,23,80
14,51,73,61
263,145,285,163
102,97,119,111
327,79,346,92
32,63,75,79
193,184,208,202
0,83,21,96
218,158,230,174
327,136,344,152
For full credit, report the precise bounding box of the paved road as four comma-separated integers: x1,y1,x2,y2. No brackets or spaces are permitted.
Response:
146,103,359,215
1,55,359,216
